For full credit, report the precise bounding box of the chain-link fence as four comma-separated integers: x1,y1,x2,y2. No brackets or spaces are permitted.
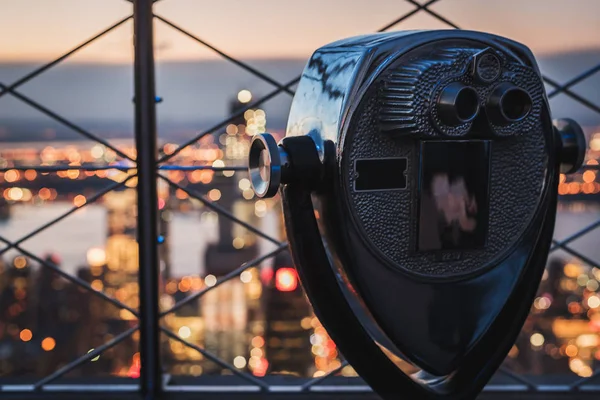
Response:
0,0,599,398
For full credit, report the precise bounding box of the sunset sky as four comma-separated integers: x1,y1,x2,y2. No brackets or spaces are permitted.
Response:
1,0,599,63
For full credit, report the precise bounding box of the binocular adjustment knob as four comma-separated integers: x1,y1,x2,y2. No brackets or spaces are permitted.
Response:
554,118,586,174
470,49,502,84
248,133,324,198
248,133,288,198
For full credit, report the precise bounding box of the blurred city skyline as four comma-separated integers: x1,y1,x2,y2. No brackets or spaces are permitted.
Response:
1,50,600,136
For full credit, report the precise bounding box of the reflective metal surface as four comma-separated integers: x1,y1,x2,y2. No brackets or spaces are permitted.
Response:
249,133,286,198
277,30,579,399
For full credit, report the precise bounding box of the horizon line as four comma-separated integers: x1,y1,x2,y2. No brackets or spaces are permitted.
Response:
1,46,598,66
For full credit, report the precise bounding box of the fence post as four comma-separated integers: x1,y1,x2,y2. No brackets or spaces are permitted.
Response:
133,0,161,398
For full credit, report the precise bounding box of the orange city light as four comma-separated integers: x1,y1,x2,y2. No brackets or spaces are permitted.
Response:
275,267,298,292
20,329,33,342
41,337,56,351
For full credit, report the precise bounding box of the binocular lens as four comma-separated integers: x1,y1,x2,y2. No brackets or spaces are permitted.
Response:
501,87,532,121
455,87,479,121
437,83,480,125
487,83,533,125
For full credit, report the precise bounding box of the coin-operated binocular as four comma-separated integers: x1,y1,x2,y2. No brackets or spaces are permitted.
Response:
248,30,586,399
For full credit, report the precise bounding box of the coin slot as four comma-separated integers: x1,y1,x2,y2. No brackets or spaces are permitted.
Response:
354,158,407,191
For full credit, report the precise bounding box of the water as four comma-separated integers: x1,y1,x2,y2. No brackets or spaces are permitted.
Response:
0,202,598,277
0,202,224,277
552,203,600,265
0,203,107,273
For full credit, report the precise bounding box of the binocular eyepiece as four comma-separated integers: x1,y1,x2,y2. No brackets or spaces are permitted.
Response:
486,82,533,125
436,50,534,127
436,82,480,125
247,30,586,400
437,81,533,126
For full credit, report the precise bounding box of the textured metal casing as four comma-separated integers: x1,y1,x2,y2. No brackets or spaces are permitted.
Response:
282,30,558,399
344,40,547,278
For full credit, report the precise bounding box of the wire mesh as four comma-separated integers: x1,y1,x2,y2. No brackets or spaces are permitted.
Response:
0,0,598,397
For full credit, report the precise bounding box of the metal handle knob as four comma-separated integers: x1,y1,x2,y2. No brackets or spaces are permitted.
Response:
248,133,325,198
248,133,288,198
554,118,586,174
